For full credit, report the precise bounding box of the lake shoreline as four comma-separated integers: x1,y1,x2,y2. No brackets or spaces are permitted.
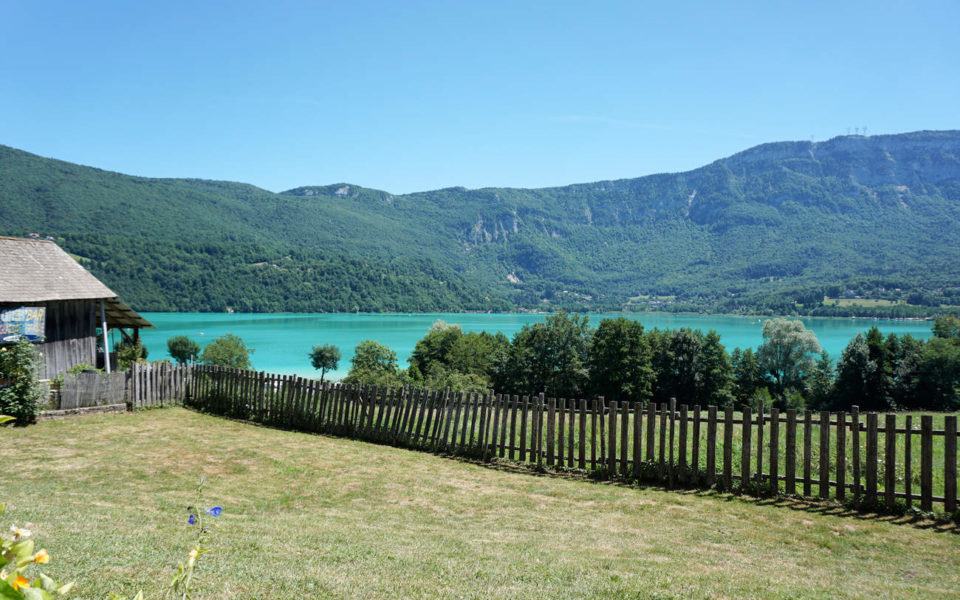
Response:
136,312,937,380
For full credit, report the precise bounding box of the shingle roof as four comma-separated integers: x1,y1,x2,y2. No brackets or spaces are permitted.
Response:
0,236,154,328
0,236,117,301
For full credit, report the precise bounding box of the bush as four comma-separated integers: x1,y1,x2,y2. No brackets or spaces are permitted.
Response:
0,338,44,424
167,336,201,365
200,334,253,369
116,339,148,370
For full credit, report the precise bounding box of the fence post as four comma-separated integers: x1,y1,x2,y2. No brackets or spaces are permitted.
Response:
944,415,957,514
785,409,796,495
769,407,779,495
740,405,752,495
885,414,897,510
921,415,933,511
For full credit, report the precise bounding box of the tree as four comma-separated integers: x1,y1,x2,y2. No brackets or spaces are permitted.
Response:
833,334,874,410
807,350,835,409
408,321,462,377
731,347,765,407
167,336,200,365
200,333,253,369
587,317,654,404
913,337,960,410
756,319,822,397
697,330,733,406
502,312,592,398
344,340,400,385
932,315,960,340
308,344,340,384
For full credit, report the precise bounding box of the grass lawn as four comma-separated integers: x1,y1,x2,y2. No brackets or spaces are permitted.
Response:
2,408,959,599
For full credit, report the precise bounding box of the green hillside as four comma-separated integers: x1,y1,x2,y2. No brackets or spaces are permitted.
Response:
2,131,959,314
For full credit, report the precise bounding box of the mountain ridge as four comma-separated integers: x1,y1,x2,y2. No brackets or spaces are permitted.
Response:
2,130,959,315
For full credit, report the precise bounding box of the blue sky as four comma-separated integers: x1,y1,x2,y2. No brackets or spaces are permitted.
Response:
2,1,958,194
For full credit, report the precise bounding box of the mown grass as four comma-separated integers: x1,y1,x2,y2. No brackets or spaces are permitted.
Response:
2,408,959,599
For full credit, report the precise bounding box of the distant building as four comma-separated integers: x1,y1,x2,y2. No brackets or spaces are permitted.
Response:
0,236,153,378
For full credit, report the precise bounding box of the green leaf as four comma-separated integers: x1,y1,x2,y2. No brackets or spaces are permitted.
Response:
54,582,73,596
21,587,54,600
7,540,34,565
0,416,13,425
33,575,56,594
0,578,25,600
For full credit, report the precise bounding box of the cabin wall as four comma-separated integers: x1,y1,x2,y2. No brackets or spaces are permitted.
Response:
1,300,99,379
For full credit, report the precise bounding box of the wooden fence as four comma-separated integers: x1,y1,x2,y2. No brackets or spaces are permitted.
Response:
50,362,190,410
129,361,191,409
188,365,960,514
58,371,129,410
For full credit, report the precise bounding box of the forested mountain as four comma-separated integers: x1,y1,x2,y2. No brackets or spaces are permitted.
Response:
2,131,959,314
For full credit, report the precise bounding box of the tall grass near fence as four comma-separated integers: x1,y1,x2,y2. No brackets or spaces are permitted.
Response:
188,365,960,516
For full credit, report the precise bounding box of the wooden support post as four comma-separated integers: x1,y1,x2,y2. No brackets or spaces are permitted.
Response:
547,397,556,467
904,415,912,508
633,403,643,478
819,410,830,499
706,405,717,488
509,395,519,460
590,398,598,470
646,402,656,462
785,409,797,495
723,405,733,490
620,402,629,477
756,401,764,488
885,414,897,510
519,396,529,463
679,404,688,484
741,405,752,494
851,406,861,502
921,415,933,512
658,402,668,482
578,399,587,470
608,400,618,475
803,410,813,497
769,407,779,495
945,415,957,514
836,411,846,501
866,413,878,506
691,405,701,485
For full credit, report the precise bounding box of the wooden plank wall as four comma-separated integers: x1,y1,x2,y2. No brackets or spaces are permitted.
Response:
0,300,99,379
187,365,960,513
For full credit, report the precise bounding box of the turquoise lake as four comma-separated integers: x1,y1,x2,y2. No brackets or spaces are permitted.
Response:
136,312,936,380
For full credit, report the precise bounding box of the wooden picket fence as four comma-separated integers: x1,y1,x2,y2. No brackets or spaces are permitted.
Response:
58,371,129,410
129,361,191,409
187,364,960,514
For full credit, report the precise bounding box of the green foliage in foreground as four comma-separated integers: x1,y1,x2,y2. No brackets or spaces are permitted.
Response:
0,338,43,424
2,409,959,599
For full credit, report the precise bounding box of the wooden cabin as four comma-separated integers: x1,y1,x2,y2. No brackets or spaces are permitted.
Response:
0,236,154,379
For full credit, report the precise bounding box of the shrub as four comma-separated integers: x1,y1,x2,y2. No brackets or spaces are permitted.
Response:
116,339,148,371
200,334,253,369
167,336,201,365
0,338,44,424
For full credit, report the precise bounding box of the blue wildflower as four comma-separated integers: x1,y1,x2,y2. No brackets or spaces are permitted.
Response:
188,514,197,525
205,506,223,517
